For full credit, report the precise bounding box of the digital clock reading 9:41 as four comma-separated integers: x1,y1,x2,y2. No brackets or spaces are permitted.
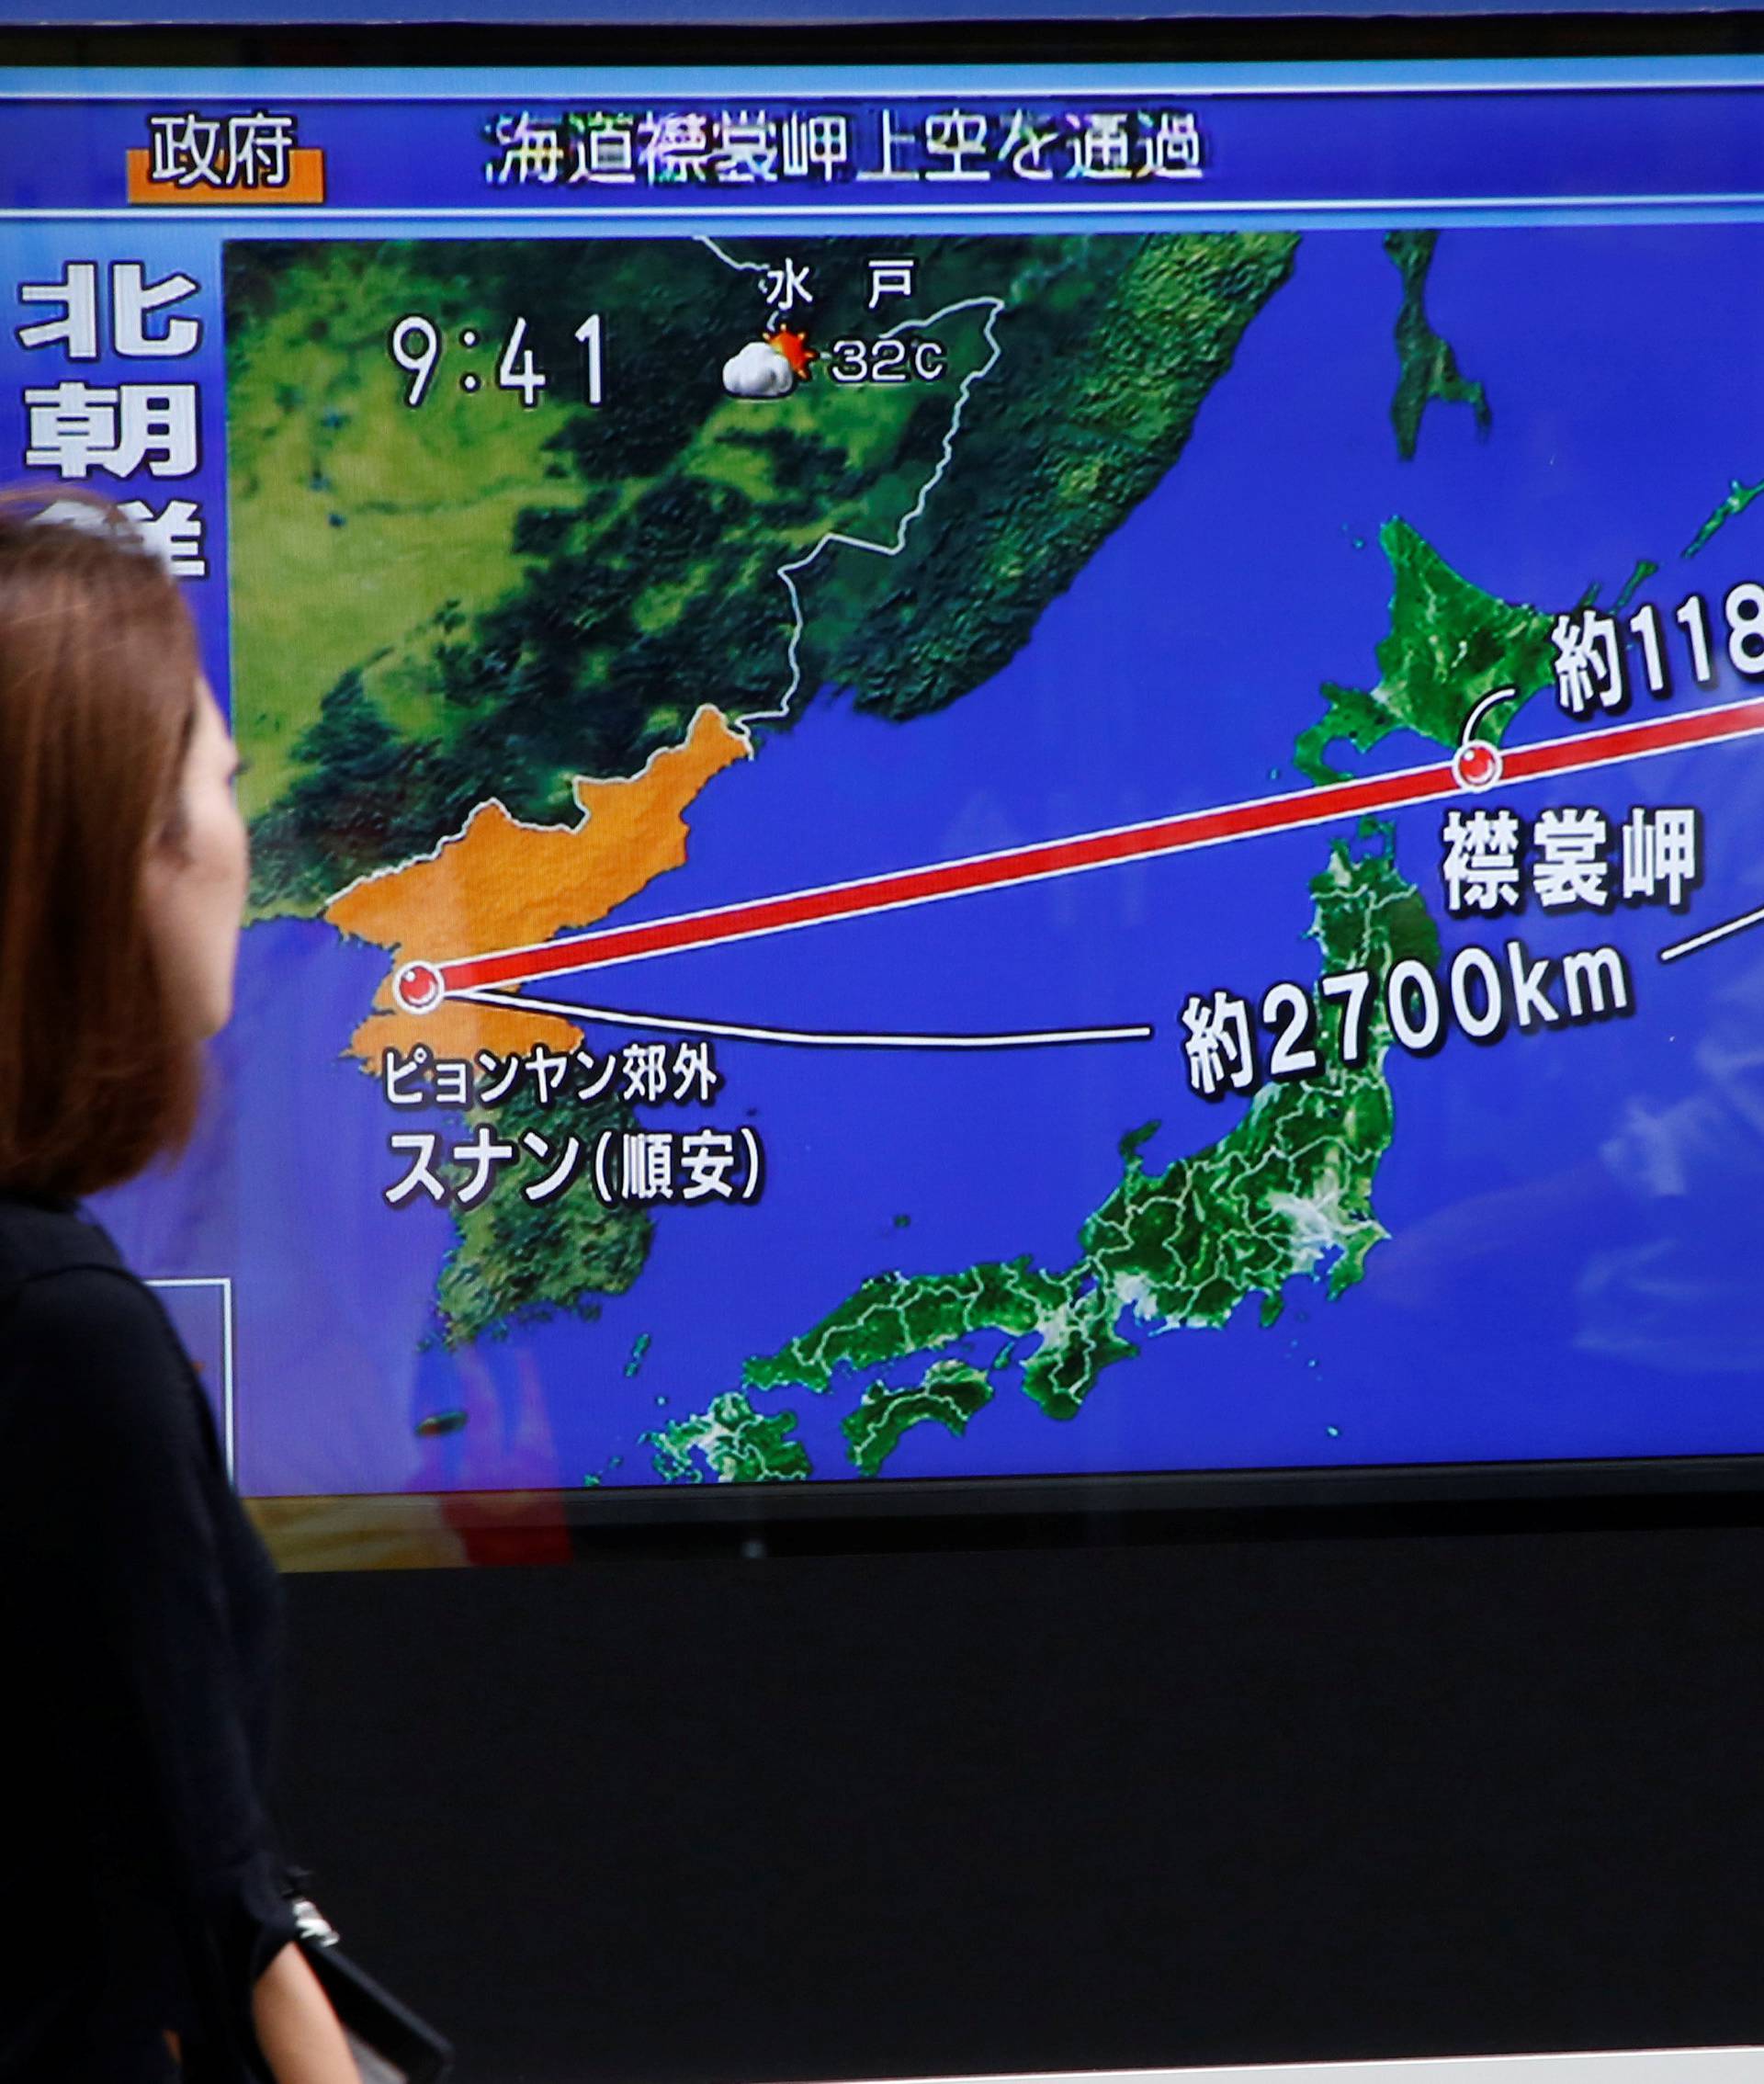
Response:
388,312,604,408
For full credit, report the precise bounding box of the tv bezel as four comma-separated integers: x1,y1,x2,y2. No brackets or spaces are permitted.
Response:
10,12,1764,1555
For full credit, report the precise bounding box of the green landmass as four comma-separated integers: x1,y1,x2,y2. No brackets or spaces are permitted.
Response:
625,1331,651,1378
1683,474,1764,559
842,1360,995,1478
650,464,1569,1484
435,1083,648,1347
227,232,1299,915
646,1391,812,1483
742,840,1436,1440
803,234,1300,723
1295,519,1556,784
1615,558,1658,611
1385,231,1491,461
225,244,565,822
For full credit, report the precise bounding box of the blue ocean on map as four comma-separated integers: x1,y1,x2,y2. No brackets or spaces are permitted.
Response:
98,224,1764,1498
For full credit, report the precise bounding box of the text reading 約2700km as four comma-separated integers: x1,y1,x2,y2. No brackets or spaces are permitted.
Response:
1182,939,1634,1100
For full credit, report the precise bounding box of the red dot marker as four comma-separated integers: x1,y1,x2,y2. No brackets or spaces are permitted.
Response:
1453,740,1503,791
393,960,445,1015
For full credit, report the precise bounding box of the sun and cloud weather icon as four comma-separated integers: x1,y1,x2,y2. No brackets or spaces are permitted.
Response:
722,326,817,398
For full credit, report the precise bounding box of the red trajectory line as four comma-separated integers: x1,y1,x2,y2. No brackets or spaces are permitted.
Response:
401,697,1764,1010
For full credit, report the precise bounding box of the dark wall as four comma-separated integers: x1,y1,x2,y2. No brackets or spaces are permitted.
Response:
277,1521,1764,2084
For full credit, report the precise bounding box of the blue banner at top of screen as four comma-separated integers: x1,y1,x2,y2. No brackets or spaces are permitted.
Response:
16,69,1764,220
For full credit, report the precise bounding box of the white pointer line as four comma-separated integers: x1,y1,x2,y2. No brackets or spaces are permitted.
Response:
1657,902,1764,963
693,233,1007,724
457,985,1151,1049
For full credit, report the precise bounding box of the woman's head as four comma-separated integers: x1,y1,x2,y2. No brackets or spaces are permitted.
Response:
0,490,247,1198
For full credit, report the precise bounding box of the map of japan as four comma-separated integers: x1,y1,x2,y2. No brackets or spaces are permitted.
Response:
201,223,1764,1497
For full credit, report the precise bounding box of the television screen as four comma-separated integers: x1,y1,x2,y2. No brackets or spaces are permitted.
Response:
10,47,1764,1519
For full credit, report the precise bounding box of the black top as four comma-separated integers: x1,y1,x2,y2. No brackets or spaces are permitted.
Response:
0,1194,298,2083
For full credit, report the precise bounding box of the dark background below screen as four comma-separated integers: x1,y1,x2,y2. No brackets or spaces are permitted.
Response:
278,1517,1764,2082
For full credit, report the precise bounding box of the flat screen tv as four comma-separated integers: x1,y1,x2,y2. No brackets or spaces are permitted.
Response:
6,23,1763,1551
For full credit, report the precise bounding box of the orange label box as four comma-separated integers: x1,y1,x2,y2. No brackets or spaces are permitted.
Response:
126,146,326,205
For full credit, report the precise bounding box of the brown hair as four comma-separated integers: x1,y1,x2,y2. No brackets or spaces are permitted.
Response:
0,488,202,1197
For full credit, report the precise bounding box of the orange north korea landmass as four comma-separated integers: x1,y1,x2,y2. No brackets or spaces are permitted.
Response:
325,705,751,1070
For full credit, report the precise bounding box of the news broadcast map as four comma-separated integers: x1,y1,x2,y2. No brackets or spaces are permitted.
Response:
144,224,1764,1497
